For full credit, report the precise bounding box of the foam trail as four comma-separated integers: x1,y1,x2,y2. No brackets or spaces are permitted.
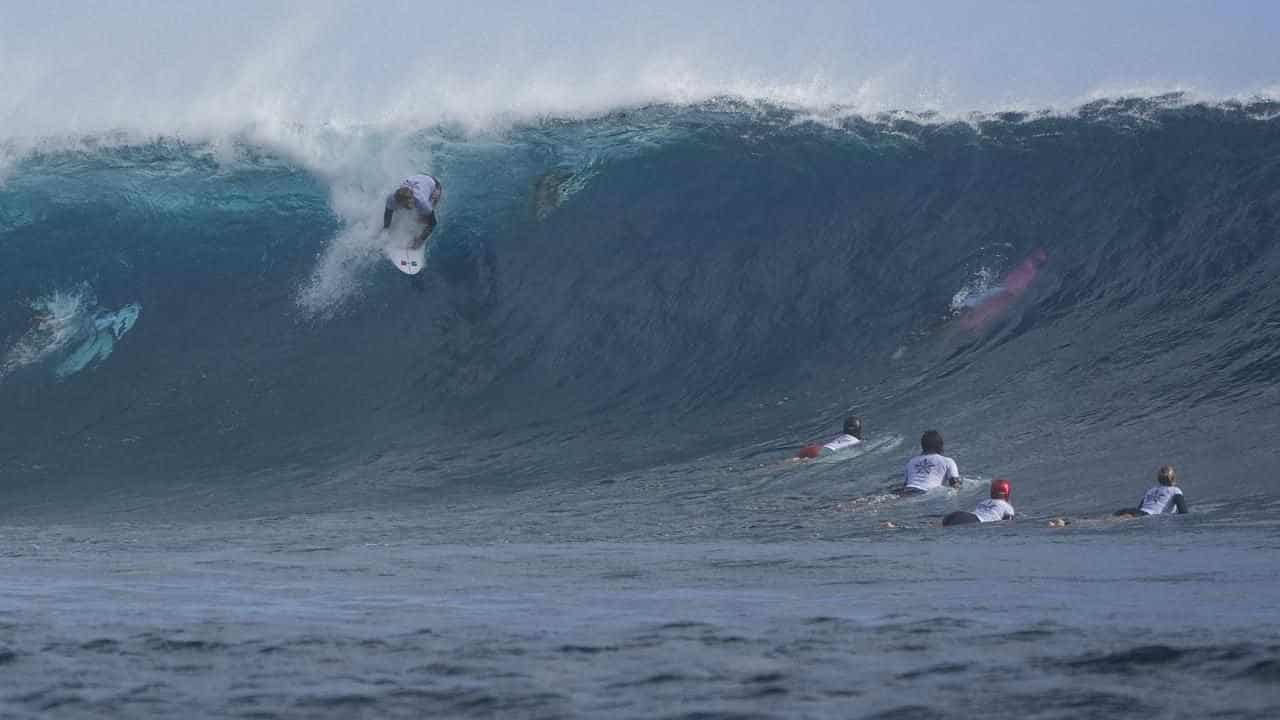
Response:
0,287,139,382
0,288,91,381
284,128,433,316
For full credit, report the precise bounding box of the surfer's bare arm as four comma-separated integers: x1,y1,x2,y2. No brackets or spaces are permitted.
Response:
412,212,437,248
383,192,400,229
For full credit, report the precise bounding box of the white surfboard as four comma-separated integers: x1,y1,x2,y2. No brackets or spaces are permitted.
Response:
386,241,426,275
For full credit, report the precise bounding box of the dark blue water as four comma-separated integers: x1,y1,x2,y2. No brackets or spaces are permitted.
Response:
2,96,1280,717
2,515,1279,719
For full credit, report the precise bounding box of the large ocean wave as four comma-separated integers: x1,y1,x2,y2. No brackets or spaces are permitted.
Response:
2,96,1279,523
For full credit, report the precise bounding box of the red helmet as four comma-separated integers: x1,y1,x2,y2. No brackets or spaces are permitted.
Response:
797,444,821,460
990,478,1012,500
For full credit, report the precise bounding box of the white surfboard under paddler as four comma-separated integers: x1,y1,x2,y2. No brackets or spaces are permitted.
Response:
385,235,427,275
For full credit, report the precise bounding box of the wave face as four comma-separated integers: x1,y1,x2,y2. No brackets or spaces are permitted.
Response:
2,97,1280,521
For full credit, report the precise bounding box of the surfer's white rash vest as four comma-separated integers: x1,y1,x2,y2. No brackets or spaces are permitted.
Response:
971,498,1015,522
903,453,961,492
1138,485,1185,515
386,174,441,217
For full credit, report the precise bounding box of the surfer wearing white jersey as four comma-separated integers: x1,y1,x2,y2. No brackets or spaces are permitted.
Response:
897,430,961,495
942,479,1015,526
1114,465,1188,517
795,416,863,460
384,174,444,249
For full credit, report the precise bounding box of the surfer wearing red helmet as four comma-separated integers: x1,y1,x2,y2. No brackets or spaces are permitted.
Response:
942,478,1016,526
795,416,863,460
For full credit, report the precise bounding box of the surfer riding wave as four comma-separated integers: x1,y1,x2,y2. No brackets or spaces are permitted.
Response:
384,174,443,249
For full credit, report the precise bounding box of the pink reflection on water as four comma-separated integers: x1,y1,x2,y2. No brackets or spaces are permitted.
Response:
959,248,1048,331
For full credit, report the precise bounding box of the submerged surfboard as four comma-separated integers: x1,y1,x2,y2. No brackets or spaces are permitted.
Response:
386,241,426,275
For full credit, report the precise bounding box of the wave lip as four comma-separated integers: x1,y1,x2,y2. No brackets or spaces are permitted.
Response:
7,0,1280,144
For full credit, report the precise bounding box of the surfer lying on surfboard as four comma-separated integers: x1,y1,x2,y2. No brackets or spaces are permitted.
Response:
1114,465,1189,517
384,174,444,249
942,479,1015,526
794,416,863,460
896,430,962,495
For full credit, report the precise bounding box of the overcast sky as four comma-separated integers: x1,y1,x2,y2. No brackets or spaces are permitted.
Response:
2,1,1277,137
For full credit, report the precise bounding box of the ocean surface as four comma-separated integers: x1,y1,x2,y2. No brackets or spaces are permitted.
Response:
3,96,1280,718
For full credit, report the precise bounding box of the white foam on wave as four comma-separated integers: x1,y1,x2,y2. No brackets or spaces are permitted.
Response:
950,268,1001,313
5,2,1277,150
0,4,895,146
283,127,431,317
0,288,91,380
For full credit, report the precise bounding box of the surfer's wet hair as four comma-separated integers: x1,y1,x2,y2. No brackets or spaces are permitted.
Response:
843,416,863,439
394,187,414,206
1157,465,1176,485
921,430,944,454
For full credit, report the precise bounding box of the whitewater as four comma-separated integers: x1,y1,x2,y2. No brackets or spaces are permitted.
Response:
3,2,1280,718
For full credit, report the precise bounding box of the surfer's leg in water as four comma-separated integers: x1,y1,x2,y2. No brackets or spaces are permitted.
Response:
942,511,981,526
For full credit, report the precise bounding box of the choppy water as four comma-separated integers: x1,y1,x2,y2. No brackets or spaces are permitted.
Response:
3,512,1279,719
